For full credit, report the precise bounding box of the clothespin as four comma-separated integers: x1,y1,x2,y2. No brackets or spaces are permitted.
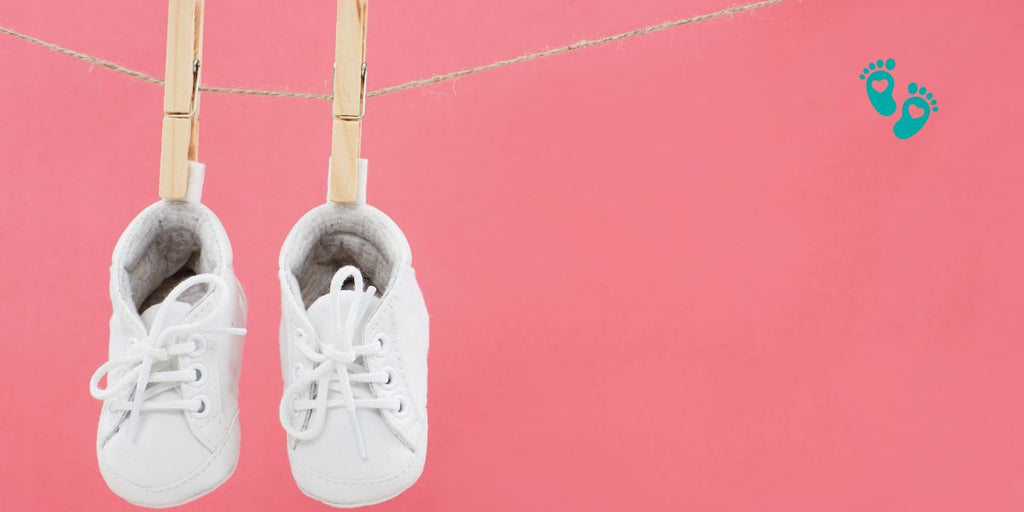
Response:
159,0,204,202
328,0,369,204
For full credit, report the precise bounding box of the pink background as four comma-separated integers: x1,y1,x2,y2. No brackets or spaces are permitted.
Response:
2,0,1023,510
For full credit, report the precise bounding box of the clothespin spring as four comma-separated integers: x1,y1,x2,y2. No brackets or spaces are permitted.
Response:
167,59,201,120
334,62,367,122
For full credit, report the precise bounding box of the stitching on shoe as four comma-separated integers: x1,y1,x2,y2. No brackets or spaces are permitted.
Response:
370,298,421,446
97,410,239,495
290,443,425,488
365,267,429,447
181,292,230,451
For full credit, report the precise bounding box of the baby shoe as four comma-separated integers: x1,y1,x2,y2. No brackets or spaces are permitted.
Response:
278,202,429,507
89,198,247,508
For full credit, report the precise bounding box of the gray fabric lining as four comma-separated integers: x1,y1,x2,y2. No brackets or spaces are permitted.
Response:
117,202,225,311
283,205,403,308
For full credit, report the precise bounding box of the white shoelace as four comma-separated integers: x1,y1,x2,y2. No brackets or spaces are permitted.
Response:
90,274,246,437
279,266,400,460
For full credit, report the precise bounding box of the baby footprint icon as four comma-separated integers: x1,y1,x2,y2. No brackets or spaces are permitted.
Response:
860,58,897,116
893,82,938,139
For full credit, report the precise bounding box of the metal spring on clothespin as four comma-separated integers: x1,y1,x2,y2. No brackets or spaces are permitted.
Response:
328,0,369,205
159,0,204,202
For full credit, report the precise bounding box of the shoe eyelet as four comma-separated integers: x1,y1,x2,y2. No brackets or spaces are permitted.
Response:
126,337,141,354
192,395,210,419
294,328,317,351
393,396,409,418
374,334,390,358
288,395,303,417
380,367,398,390
186,334,208,357
293,362,306,378
186,363,207,387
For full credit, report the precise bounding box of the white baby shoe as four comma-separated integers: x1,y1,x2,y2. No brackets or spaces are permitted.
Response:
278,202,429,507
89,199,247,508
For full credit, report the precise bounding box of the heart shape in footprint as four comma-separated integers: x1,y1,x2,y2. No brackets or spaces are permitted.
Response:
871,79,889,93
908,104,926,119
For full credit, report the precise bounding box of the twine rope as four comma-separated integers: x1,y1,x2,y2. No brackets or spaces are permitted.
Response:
0,0,782,101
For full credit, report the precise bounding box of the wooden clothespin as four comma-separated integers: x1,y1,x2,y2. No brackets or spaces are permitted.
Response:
159,0,204,202
329,0,369,204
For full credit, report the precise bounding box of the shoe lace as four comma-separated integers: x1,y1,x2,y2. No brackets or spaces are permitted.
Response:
89,274,246,437
279,266,400,460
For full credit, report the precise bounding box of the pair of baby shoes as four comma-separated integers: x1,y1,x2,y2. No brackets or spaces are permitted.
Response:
89,167,429,508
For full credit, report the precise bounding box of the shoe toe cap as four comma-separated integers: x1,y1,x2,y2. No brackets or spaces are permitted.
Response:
289,417,426,507
97,413,240,508
290,449,426,508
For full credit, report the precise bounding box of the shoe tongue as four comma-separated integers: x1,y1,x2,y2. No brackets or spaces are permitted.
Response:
306,291,380,344
140,300,193,330
306,290,381,399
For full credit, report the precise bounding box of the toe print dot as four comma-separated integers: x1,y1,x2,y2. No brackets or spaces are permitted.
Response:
870,63,877,70
877,59,884,67
908,82,919,94
920,86,928,94
926,92,933,99
885,58,896,69
930,99,937,105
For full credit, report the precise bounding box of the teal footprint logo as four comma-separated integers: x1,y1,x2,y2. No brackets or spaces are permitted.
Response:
859,58,897,116
858,58,939,139
893,82,939,140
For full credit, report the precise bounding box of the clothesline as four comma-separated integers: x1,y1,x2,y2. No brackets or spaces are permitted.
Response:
0,0,783,100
